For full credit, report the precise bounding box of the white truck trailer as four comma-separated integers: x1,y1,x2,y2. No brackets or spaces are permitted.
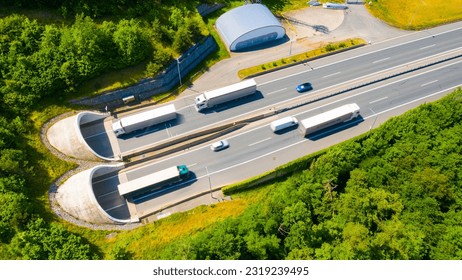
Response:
112,104,176,137
299,103,360,136
117,165,190,198
194,78,257,111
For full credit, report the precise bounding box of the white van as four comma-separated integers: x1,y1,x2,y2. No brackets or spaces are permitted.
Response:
270,116,298,132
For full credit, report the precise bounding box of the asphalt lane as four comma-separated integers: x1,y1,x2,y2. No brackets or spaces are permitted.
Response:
81,25,462,158
98,57,462,220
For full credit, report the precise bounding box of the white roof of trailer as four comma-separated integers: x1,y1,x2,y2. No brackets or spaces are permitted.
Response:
300,103,360,128
119,104,176,127
117,166,179,197
203,79,256,99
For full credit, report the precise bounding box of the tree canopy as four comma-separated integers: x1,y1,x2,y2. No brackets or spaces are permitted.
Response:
157,89,462,260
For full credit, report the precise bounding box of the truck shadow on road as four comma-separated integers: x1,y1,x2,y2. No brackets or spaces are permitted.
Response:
306,116,364,141
132,172,198,203
199,91,265,114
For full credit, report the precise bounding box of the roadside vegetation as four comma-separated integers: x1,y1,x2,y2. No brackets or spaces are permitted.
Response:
0,0,461,260
0,11,207,113
367,0,462,30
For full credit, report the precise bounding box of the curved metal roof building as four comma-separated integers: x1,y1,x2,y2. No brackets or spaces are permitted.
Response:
215,4,286,51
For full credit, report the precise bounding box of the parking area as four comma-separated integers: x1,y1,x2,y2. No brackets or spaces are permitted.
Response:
281,6,344,41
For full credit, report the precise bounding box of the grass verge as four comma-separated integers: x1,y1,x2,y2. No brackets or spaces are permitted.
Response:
74,62,149,99
238,38,366,79
366,0,462,30
26,101,79,218
94,198,250,259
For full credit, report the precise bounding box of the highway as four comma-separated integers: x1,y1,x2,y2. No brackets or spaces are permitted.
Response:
93,54,462,220
82,24,462,159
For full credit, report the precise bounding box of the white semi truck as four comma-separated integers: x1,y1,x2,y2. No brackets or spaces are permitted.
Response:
117,165,190,198
194,78,257,111
112,104,177,137
299,103,360,136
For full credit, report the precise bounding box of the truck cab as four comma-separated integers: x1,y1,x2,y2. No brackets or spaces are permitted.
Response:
195,95,207,111
111,121,125,137
177,165,190,179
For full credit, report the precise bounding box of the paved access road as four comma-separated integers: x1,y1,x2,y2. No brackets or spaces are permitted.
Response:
81,23,462,159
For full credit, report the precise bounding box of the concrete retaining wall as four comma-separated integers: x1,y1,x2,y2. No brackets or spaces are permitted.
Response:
70,36,217,110
46,111,120,161
197,3,225,17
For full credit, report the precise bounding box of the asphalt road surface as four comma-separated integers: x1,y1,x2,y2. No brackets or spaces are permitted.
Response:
94,53,462,220
81,23,462,160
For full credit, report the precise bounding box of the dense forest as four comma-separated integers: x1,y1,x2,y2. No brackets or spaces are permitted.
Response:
0,7,207,115
0,0,209,259
153,89,462,260
0,0,217,19
1,0,461,260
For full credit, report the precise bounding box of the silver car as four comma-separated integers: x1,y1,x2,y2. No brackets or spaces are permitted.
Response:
210,139,229,151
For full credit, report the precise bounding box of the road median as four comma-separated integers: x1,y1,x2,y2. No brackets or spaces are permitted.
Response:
122,47,462,165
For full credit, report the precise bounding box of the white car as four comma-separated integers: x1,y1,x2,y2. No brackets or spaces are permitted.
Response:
210,139,229,151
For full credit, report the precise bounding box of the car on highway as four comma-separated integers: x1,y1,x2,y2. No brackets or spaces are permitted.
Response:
210,139,229,151
296,82,313,93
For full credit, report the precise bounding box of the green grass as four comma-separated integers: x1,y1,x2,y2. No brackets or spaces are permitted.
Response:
89,198,250,259
100,176,279,259
74,62,149,98
26,103,79,220
238,38,366,79
367,0,462,30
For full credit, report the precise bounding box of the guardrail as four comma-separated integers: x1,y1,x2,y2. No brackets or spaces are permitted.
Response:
122,122,248,166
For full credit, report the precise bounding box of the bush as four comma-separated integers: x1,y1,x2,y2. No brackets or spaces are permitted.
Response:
325,43,336,52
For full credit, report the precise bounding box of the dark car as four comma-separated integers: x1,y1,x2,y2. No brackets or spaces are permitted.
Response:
296,82,313,93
